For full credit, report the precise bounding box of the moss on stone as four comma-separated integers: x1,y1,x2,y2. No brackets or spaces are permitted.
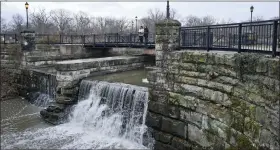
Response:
168,92,181,105
244,117,260,139
226,134,257,150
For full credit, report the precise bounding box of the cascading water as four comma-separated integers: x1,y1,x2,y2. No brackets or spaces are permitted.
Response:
28,75,56,107
1,80,154,149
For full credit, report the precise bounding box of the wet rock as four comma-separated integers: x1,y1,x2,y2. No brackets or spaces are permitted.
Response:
40,108,68,125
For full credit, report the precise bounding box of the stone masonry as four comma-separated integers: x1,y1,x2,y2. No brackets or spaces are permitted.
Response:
146,19,280,150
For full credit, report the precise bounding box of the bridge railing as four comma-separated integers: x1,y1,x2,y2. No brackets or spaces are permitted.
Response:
0,33,155,46
180,19,279,56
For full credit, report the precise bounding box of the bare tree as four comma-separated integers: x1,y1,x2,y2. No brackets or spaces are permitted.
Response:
50,9,73,34
114,17,129,33
9,13,25,33
30,8,54,34
73,11,91,34
200,16,217,26
1,18,8,33
217,18,234,24
183,15,217,27
182,15,202,27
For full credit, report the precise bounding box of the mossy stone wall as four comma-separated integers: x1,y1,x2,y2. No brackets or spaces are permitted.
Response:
147,19,280,150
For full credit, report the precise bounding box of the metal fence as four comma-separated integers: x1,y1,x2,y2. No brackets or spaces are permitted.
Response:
181,19,279,57
0,33,155,46
1,19,279,56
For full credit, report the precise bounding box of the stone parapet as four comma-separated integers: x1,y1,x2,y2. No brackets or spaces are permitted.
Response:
155,19,181,68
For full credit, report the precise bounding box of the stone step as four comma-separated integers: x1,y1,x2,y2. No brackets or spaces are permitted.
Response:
25,54,93,62
54,56,145,71
1,63,19,69
23,49,60,56
0,54,21,60
24,60,56,67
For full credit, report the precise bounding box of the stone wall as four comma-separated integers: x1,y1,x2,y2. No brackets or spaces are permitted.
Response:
1,44,22,71
22,44,108,67
19,69,57,102
54,56,147,103
147,50,280,150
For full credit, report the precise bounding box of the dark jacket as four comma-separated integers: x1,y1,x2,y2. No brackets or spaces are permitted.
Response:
144,27,149,37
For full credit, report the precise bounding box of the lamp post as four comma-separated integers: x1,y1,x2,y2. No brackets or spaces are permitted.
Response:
166,0,170,19
135,16,138,33
25,2,29,29
250,5,254,32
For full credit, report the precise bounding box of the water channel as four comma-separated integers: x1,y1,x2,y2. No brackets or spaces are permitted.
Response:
1,69,152,149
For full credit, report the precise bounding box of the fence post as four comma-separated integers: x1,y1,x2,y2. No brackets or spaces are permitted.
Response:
238,23,242,53
83,35,85,44
116,33,119,45
47,35,50,44
60,34,62,44
15,34,17,43
272,20,278,57
93,34,95,46
129,33,132,47
104,34,106,47
3,34,5,44
207,26,210,52
182,30,186,46
70,35,73,44
228,33,232,48
193,31,196,45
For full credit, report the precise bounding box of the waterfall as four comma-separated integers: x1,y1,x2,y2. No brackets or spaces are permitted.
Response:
29,75,56,107
1,80,154,149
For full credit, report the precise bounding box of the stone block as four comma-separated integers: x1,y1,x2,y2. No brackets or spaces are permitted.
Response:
188,124,215,148
255,106,279,135
148,101,180,119
244,117,261,142
201,116,229,141
146,112,162,129
153,130,173,144
259,129,279,150
255,59,268,73
168,92,199,110
202,88,231,106
171,137,192,150
154,141,177,150
179,108,202,128
161,116,187,139
267,58,280,79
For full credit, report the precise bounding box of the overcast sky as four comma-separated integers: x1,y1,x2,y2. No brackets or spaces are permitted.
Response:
1,1,279,23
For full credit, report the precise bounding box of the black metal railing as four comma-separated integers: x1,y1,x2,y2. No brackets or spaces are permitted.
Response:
0,33,155,46
1,19,279,56
181,19,279,57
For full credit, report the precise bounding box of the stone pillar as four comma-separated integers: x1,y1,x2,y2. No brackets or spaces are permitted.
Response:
20,30,35,51
155,19,181,68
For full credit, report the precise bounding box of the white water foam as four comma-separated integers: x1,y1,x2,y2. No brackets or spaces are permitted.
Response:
1,80,154,149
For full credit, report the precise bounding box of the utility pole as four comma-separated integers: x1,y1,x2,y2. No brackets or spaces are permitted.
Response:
166,0,170,19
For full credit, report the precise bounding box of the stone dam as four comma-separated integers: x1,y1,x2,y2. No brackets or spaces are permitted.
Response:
1,19,279,150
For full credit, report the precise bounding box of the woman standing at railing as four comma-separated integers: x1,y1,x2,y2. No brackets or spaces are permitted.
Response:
144,26,149,47
138,26,144,43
